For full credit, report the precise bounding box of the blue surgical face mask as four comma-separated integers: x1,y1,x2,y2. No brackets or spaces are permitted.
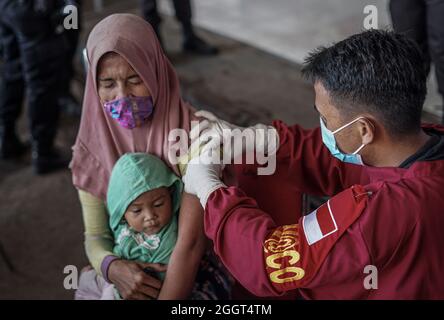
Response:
320,117,367,165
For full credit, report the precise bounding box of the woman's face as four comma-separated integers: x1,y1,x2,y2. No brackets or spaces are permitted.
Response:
124,187,173,236
97,52,151,105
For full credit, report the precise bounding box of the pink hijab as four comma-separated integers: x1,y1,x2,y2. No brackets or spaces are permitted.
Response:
70,14,195,200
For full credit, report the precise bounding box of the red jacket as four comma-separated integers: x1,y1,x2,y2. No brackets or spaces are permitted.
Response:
205,121,444,299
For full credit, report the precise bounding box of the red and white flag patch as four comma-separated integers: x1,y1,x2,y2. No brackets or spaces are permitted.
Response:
303,200,338,245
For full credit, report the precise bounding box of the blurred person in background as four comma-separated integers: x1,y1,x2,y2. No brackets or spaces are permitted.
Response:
0,0,71,174
57,0,82,117
390,0,444,124
140,0,218,55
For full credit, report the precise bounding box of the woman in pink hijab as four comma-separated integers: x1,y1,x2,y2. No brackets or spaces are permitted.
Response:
70,13,219,299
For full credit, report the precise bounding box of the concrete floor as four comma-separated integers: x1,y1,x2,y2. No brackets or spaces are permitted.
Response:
161,0,392,63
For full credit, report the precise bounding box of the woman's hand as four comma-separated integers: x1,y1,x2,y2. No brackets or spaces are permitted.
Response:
107,259,167,300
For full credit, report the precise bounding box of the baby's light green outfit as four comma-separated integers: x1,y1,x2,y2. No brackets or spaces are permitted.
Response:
107,153,183,281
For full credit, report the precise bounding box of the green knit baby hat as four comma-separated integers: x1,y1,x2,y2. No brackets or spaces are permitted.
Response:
107,153,183,232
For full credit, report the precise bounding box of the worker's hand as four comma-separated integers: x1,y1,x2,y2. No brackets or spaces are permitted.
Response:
191,111,242,154
194,110,243,135
192,110,280,161
182,147,226,208
108,259,166,300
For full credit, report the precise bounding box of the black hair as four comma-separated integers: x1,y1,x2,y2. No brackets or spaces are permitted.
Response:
301,29,427,136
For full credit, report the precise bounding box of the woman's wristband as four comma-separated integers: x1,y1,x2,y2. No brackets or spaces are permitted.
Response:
101,255,120,283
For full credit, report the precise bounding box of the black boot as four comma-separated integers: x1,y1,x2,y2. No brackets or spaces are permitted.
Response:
0,125,28,160
183,33,219,55
31,143,69,175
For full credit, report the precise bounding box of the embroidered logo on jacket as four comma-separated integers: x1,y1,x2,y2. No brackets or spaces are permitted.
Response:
263,224,305,284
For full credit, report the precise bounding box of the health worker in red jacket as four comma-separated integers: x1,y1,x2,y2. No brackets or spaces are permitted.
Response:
182,30,444,299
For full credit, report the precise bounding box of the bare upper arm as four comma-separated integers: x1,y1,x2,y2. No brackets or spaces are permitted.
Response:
175,192,207,251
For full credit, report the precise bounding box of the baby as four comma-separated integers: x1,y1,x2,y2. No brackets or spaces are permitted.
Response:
108,152,182,283
75,153,181,299
75,153,232,300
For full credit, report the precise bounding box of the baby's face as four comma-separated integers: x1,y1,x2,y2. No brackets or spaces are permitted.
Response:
124,187,173,236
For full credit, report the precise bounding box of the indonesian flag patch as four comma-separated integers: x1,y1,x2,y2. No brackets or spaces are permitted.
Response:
303,199,338,245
